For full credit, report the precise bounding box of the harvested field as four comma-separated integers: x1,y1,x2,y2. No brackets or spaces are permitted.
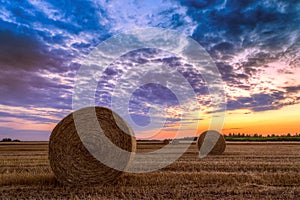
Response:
1,142,300,199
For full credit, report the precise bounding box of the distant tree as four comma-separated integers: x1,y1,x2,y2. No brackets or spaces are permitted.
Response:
12,139,21,142
1,138,12,142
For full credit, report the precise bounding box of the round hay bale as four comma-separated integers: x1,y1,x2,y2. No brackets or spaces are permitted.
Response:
49,106,136,186
197,130,226,155
163,139,170,145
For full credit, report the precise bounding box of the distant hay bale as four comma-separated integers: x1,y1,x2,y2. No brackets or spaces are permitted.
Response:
49,106,136,186
197,130,226,155
163,139,170,144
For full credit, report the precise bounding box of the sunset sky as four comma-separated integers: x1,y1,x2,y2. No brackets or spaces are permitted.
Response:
0,0,299,141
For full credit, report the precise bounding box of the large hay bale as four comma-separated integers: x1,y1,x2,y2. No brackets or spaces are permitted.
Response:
49,106,136,186
197,130,226,155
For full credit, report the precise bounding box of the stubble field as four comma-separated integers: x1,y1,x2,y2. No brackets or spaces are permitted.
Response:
1,142,300,199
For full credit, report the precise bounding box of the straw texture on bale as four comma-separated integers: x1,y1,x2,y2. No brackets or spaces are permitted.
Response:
49,106,136,186
197,130,226,155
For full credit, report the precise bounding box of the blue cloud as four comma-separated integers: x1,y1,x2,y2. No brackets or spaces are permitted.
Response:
226,91,286,112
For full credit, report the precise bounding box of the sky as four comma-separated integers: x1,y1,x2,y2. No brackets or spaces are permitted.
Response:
0,0,299,141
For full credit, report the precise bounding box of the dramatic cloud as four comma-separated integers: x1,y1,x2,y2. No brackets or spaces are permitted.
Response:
0,0,299,139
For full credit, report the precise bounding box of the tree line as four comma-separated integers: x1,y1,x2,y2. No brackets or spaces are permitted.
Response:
224,133,300,141
0,138,21,142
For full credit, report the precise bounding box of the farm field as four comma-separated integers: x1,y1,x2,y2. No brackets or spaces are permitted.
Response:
1,142,300,199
